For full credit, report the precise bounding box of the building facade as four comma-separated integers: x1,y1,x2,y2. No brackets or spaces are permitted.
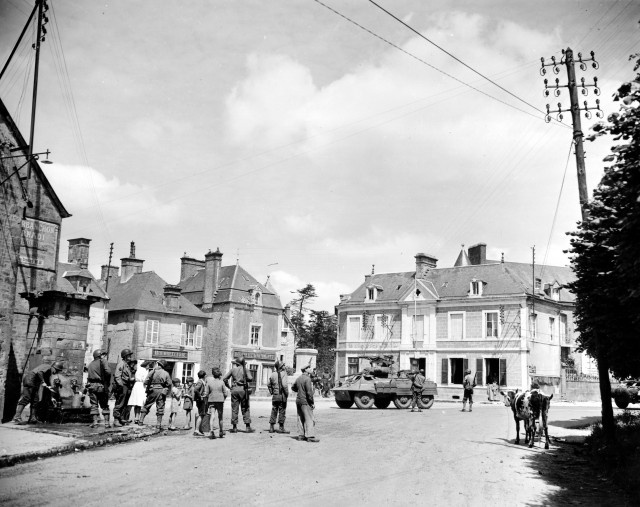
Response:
335,243,579,398
179,249,290,394
103,243,209,382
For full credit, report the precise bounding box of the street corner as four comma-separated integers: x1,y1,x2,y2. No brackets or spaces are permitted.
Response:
0,421,160,468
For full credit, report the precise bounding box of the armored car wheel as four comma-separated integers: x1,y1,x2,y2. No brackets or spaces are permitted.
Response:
336,399,354,409
417,395,434,410
393,395,412,409
354,392,375,409
374,398,391,409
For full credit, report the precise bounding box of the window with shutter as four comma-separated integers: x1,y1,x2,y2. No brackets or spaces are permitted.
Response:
449,312,464,340
476,358,484,385
499,358,507,386
441,358,448,385
348,316,361,341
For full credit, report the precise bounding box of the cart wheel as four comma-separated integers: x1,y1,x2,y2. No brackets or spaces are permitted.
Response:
417,395,434,410
336,399,354,409
374,398,391,409
393,395,412,409
354,392,375,409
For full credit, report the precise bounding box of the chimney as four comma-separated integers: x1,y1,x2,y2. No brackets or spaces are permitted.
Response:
67,238,91,269
120,241,144,283
468,243,487,265
163,284,182,311
415,252,438,278
203,248,223,307
101,264,119,284
284,304,291,320
180,254,205,281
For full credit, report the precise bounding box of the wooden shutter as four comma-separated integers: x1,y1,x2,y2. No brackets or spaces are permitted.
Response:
180,323,186,347
441,358,448,385
195,325,203,348
463,358,469,375
499,358,507,386
476,358,484,385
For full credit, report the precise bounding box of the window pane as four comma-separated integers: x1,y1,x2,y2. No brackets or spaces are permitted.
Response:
348,317,360,341
348,357,359,375
486,312,498,338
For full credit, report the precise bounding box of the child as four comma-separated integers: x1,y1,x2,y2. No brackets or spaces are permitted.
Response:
204,367,228,439
193,370,207,436
182,376,194,430
167,378,182,430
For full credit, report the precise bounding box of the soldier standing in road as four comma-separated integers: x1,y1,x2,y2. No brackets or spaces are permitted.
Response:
321,368,332,398
268,360,290,434
291,364,318,442
113,348,135,426
86,349,112,428
139,359,172,429
12,361,64,424
410,369,426,413
222,357,255,434
462,368,476,412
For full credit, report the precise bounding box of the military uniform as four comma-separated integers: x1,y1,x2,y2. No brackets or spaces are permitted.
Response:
13,363,59,423
87,356,112,425
462,369,476,412
292,368,317,442
268,364,289,432
113,360,134,424
410,370,426,412
140,365,172,427
223,363,253,431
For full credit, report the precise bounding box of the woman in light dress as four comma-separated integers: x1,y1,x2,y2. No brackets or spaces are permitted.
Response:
128,361,150,424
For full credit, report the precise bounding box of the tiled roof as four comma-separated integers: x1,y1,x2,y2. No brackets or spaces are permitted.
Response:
179,264,282,310
343,261,575,304
107,271,208,318
56,262,108,299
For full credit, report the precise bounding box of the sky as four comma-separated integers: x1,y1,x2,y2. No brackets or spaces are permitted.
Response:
1,0,638,311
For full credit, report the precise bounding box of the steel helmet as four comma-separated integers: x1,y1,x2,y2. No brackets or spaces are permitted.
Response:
93,349,104,359
51,361,64,371
120,348,133,359
157,359,167,369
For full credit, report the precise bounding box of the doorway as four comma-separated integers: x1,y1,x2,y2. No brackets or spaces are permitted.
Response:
485,358,507,386
410,357,426,373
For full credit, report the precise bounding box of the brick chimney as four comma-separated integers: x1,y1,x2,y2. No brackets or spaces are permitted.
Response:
468,243,487,265
284,304,291,319
120,241,144,283
180,254,205,281
203,248,223,307
163,284,182,311
415,252,438,278
67,238,91,269
100,264,119,284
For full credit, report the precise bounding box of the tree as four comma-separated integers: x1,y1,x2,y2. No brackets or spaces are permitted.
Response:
568,53,640,441
298,310,337,374
289,284,318,346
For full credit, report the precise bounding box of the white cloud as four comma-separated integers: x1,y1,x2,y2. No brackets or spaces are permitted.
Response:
45,163,182,226
268,270,350,312
283,214,326,235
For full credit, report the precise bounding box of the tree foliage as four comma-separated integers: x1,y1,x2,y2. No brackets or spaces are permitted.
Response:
568,53,640,380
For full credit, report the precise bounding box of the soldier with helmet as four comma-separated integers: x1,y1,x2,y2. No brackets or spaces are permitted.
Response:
222,356,255,433
112,348,136,426
140,359,172,429
12,360,64,424
86,349,112,428
267,360,289,434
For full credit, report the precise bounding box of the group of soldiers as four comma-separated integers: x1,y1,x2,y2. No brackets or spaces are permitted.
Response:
12,349,320,443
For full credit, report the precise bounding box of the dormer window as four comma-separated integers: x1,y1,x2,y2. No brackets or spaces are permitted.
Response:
470,279,483,297
535,278,542,291
552,287,560,301
368,288,376,301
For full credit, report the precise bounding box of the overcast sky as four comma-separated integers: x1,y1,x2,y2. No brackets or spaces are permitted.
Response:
1,0,638,311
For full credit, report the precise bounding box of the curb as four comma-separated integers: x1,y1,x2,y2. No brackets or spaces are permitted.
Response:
0,426,160,469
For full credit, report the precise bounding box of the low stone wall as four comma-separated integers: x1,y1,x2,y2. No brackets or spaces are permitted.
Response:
563,380,601,401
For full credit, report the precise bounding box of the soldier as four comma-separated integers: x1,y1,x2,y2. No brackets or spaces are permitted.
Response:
86,349,112,428
268,360,290,434
462,368,476,412
112,348,135,426
139,359,172,429
12,361,64,424
410,369,426,413
321,368,332,397
292,363,318,442
222,356,255,433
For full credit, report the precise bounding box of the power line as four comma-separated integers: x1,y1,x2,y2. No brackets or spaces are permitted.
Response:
311,0,556,125
366,0,549,119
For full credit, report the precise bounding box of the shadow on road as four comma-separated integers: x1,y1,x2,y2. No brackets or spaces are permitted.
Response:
550,415,600,429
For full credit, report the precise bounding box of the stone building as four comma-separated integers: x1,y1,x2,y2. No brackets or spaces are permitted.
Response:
178,249,289,394
335,243,579,398
103,243,209,382
1,98,104,421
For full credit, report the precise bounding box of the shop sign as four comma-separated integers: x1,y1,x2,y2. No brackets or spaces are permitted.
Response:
152,348,188,360
233,350,276,361
19,218,59,270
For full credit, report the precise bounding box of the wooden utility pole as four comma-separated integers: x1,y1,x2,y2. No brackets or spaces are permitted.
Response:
27,0,47,181
541,48,602,221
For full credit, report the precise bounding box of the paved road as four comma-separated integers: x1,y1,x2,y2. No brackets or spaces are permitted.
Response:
0,400,612,506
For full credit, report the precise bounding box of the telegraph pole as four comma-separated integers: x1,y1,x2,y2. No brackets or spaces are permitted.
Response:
541,48,602,222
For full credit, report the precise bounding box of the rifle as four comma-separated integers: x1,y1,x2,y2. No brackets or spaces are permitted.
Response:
241,360,250,410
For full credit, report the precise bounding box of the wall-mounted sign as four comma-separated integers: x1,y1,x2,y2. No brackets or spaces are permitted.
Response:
233,350,276,361
19,218,59,270
152,349,189,360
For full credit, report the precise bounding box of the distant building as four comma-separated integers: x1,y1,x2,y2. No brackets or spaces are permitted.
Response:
335,243,579,398
102,242,209,382
178,249,290,394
